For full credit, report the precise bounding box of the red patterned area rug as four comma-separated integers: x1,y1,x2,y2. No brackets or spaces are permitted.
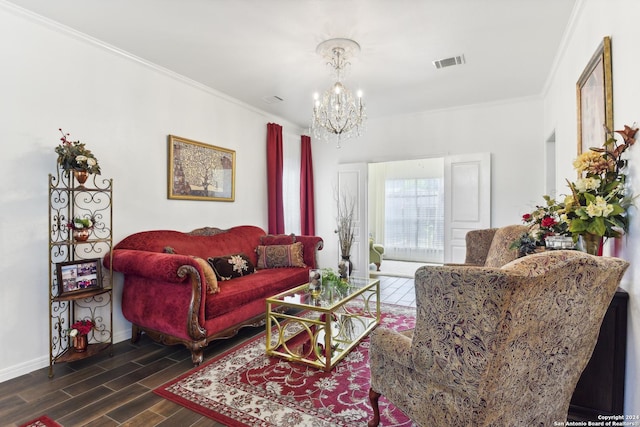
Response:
18,415,61,427
155,304,417,426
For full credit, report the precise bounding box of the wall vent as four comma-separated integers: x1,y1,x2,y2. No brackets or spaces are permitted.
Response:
262,95,284,104
433,54,466,69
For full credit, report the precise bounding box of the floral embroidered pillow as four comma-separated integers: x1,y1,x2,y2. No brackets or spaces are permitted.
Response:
255,242,306,269
207,254,256,281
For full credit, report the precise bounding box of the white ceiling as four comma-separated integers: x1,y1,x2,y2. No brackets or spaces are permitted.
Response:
7,0,577,128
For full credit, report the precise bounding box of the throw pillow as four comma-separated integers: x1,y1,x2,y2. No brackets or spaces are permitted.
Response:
208,254,256,281
162,247,218,293
260,233,296,246
191,256,219,294
255,242,306,269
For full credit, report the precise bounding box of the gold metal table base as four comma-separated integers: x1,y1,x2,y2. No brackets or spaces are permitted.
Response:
266,277,380,371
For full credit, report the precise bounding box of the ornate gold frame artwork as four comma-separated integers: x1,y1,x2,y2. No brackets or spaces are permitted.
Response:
576,36,613,156
168,135,235,202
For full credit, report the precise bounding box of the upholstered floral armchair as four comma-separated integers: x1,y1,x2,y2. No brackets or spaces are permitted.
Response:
460,224,527,267
368,250,628,426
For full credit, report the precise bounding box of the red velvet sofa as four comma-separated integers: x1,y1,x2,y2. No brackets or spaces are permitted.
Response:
108,225,323,365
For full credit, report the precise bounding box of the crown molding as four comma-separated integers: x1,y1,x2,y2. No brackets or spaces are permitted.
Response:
0,0,297,127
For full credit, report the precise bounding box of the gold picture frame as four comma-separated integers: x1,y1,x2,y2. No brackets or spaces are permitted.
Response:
168,135,235,202
577,36,613,156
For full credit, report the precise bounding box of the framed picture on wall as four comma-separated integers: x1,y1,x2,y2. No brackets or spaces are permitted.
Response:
56,258,102,297
576,36,613,157
167,135,236,202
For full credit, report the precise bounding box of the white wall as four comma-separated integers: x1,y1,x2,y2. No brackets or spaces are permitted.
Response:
0,5,301,380
312,97,546,267
543,0,640,415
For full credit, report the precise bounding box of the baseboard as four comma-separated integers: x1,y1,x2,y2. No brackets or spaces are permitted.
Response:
0,327,132,383
370,270,415,279
0,354,49,383
113,328,131,344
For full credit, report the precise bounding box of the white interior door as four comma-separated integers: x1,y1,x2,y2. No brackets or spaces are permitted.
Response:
338,163,368,277
444,153,491,263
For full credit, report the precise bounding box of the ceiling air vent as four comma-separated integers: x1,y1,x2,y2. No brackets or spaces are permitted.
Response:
262,95,284,104
433,54,466,69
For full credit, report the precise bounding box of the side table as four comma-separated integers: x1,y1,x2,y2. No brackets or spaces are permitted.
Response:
569,288,628,421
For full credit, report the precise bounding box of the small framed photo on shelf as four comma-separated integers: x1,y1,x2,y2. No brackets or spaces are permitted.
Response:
56,258,102,297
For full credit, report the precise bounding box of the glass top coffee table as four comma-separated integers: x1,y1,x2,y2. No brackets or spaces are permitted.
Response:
266,277,380,371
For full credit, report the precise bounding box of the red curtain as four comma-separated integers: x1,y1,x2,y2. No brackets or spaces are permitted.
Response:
267,123,285,234
300,135,315,235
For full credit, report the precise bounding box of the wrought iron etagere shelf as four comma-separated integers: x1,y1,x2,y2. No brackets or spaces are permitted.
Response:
48,168,114,377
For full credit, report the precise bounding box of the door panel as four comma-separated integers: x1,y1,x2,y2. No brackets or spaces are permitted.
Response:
338,163,368,277
444,153,491,263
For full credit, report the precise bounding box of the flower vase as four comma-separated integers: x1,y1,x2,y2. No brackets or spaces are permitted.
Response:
73,170,89,186
73,334,88,352
581,233,603,256
73,229,90,242
308,269,322,299
338,255,352,279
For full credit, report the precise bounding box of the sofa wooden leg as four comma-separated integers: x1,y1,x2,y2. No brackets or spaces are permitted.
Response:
375,262,381,271
131,324,142,343
191,347,204,366
368,388,381,427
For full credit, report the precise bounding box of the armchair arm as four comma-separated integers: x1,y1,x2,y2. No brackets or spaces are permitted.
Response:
372,243,384,256
442,263,483,267
370,327,415,369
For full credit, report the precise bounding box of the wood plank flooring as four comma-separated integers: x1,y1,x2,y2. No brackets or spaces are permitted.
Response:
0,276,415,427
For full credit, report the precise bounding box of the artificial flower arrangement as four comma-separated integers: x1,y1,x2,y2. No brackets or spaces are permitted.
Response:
563,124,637,240
69,319,94,337
513,124,637,255
67,216,94,230
511,196,570,256
524,195,569,241
55,128,101,175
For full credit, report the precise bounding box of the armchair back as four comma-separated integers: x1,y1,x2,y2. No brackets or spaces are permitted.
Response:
464,224,527,267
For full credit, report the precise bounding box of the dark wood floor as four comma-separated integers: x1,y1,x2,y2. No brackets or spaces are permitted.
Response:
0,276,415,427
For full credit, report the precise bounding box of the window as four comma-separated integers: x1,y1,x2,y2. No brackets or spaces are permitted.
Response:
384,178,444,263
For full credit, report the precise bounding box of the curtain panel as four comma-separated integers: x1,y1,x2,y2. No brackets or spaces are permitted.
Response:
267,123,285,234
300,135,315,235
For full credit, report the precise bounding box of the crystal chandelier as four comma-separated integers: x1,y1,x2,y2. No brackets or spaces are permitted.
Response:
311,38,366,148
